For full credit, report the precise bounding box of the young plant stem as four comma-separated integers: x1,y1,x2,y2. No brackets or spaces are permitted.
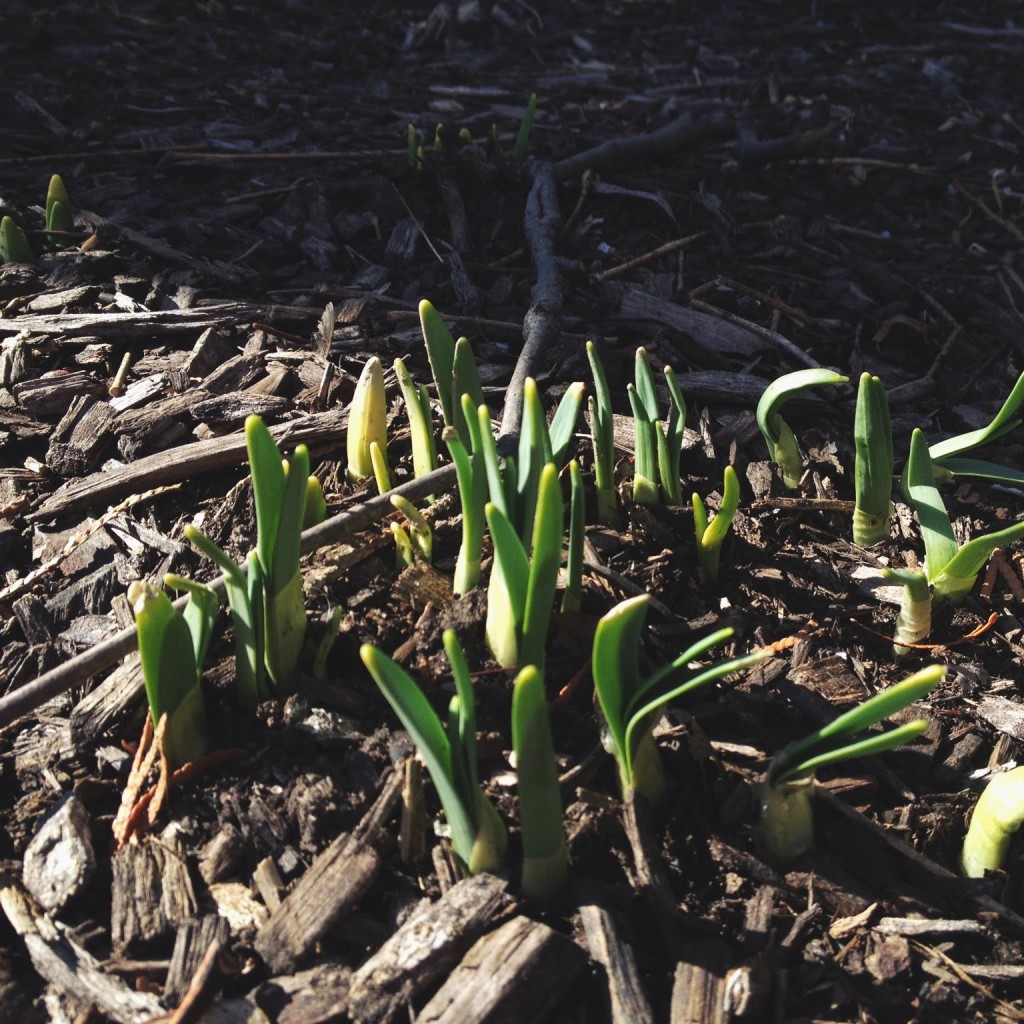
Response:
853,372,893,547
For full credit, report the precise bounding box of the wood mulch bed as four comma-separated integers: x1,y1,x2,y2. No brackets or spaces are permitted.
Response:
3,2,1024,1021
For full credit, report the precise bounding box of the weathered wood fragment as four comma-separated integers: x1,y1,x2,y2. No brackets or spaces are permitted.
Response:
620,288,770,356
22,794,95,914
254,769,401,974
69,655,145,748
111,828,198,953
0,867,164,1023
13,370,106,418
31,407,346,520
346,873,512,1024
46,395,115,476
165,914,231,1007
254,960,352,1024
579,895,655,1024
670,941,731,1024
416,915,587,1024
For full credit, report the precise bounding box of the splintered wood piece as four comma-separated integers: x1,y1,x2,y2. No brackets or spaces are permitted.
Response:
12,369,107,418
254,960,352,1024
620,288,770,357
254,769,401,975
31,406,346,520
46,394,115,476
416,915,586,1024
346,874,512,1024
670,941,731,1024
0,304,261,342
110,827,198,953
579,898,656,1024
0,868,164,1024
165,914,231,1008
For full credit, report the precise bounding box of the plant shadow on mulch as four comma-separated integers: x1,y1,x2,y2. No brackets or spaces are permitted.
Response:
3,1,1024,1021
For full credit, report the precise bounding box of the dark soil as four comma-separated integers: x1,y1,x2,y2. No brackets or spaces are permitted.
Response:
3,2,1024,1022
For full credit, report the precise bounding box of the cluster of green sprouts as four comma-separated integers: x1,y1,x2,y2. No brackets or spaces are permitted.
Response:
125,296,1023,893
1,174,75,264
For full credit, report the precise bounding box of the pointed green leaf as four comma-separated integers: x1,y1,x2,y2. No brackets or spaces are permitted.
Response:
245,416,286,574
930,370,1024,462
906,429,957,580
420,300,457,426
548,382,585,469
521,463,563,670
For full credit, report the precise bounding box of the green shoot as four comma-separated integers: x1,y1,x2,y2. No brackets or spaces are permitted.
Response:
369,440,391,495
756,368,849,489
853,373,893,547
360,631,507,875
45,174,74,241
129,578,216,769
882,568,931,659
0,216,33,264
419,299,457,428
511,665,568,903
514,92,538,164
693,465,740,581
759,664,943,863
186,416,314,707
445,397,487,594
628,349,687,505
562,460,585,614
905,429,1024,605
593,595,768,802
391,494,432,563
627,384,659,505
394,357,438,484
347,356,387,483
586,341,620,526
485,462,563,669
961,766,1024,877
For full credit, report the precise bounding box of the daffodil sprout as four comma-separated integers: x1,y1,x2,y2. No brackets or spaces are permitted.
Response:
853,372,893,547
586,341,620,526
882,567,931,659
360,630,507,876
759,664,943,864
394,356,438,484
593,595,768,802
0,216,33,264
961,766,1024,877
513,92,538,164
347,356,387,483
627,348,687,506
693,464,740,581
45,173,74,241
756,368,849,489
561,460,585,614
391,494,432,563
129,577,217,769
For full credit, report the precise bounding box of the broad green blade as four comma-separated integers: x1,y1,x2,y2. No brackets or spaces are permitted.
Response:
631,626,736,715
517,378,550,541
360,644,477,867
0,217,33,264
129,581,199,725
755,368,848,447
548,382,585,470
246,553,269,704
658,367,686,505
511,665,568,903
592,595,650,779
701,464,741,549
776,719,928,784
446,431,485,594
937,457,1024,486
627,386,658,502
854,373,894,530
452,339,485,446
46,200,74,236
586,342,615,485
929,370,1024,462
562,460,584,614
625,648,767,772
162,575,220,670
664,366,687,450
395,357,438,480
485,502,530,624
264,569,307,695
769,664,943,785
419,300,457,426
478,404,507,518
692,492,709,541
906,428,957,580
521,463,563,670
443,630,479,808
246,416,286,574
935,519,1024,599
272,445,310,595
460,393,483,455
634,348,660,422
304,476,327,529
45,174,71,229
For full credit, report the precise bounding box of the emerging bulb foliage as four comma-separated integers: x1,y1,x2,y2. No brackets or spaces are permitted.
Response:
0,216,33,264
853,372,894,547
627,348,688,506
129,577,217,769
347,356,387,483
693,464,740,581
759,664,943,863
756,368,849,489
45,173,74,241
586,341,621,526
961,766,1024,877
